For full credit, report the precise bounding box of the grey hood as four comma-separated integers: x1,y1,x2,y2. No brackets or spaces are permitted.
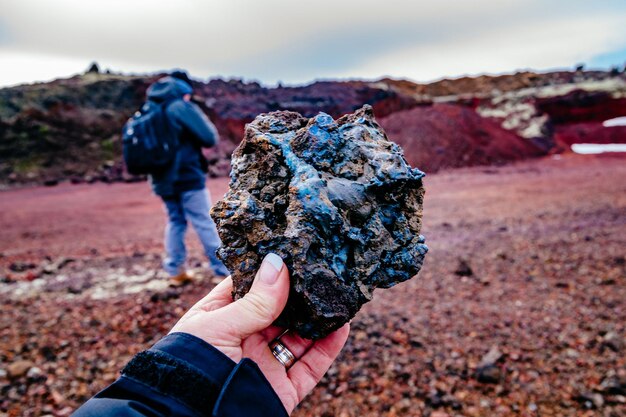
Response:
146,76,192,102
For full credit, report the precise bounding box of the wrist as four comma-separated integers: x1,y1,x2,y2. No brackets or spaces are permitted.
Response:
122,333,288,417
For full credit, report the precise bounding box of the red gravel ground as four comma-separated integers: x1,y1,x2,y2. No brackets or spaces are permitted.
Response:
0,153,625,417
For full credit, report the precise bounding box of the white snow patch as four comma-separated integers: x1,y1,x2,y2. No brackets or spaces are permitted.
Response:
571,143,626,154
603,117,626,127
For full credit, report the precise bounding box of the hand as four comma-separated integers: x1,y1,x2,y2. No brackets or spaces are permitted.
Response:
170,253,350,413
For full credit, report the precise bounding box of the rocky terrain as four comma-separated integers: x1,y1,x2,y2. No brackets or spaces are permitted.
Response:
0,153,624,416
1,67,624,187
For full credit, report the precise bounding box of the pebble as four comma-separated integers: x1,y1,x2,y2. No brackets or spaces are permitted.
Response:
476,365,501,384
26,366,43,378
7,360,34,378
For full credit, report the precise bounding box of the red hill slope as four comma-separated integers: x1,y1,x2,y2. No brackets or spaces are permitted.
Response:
379,104,544,172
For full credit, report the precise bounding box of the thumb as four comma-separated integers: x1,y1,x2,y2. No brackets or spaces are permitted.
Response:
213,253,290,340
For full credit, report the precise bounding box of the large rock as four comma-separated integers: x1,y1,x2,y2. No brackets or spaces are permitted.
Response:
212,105,427,339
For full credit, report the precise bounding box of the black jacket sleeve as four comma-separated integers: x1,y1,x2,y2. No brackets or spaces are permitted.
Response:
167,100,219,148
72,333,289,417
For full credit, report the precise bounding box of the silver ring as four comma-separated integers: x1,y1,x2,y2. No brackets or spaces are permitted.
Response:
269,332,296,369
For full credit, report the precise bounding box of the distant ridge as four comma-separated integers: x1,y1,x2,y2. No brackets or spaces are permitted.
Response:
0,69,624,187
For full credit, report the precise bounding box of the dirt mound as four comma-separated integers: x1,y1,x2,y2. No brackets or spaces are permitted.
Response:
379,104,544,172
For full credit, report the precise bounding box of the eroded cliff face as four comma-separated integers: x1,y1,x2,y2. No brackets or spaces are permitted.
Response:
535,87,626,146
475,77,626,151
211,106,427,339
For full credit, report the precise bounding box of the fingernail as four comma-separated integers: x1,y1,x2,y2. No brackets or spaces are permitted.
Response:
259,253,283,284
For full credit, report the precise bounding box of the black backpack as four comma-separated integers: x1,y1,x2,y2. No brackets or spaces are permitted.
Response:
122,101,178,175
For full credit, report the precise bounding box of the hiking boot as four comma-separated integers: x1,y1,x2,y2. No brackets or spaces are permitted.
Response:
169,271,194,287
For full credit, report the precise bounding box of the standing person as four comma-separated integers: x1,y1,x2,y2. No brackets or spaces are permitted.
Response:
145,70,229,284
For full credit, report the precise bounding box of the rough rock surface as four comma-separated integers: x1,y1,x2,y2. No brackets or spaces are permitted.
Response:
211,105,428,339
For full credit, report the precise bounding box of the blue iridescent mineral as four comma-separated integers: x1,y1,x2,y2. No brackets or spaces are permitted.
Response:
211,105,427,339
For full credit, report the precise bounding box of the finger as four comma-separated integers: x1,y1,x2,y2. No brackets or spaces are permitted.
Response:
272,331,314,362
210,253,290,340
189,276,234,313
260,325,287,342
288,323,350,402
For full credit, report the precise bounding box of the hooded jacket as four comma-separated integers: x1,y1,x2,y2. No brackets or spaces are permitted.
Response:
146,76,219,197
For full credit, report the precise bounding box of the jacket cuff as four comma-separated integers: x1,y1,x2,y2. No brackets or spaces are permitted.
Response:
151,332,236,386
214,359,289,417
121,349,220,416
123,332,288,417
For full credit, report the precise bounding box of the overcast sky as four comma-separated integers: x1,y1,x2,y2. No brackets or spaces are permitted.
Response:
1,0,625,87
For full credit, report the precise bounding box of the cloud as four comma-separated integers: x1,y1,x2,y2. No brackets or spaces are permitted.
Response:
221,1,626,83
0,0,625,86
0,49,91,87
345,13,626,82
0,18,11,45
